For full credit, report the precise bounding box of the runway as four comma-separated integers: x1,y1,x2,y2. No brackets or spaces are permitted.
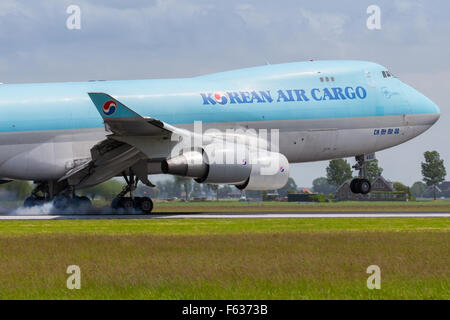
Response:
0,211,449,220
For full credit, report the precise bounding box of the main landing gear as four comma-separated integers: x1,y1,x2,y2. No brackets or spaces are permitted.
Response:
23,169,154,214
350,155,372,195
24,181,92,210
111,171,153,214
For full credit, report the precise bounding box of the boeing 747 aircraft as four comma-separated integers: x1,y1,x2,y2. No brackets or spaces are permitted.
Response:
0,60,440,212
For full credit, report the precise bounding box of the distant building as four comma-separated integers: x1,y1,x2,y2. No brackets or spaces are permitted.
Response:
335,181,369,201
263,191,280,201
439,181,450,191
287,188,318,202
423,184,442,198
335,176,407,201
371,176,395,191
288,193,317,202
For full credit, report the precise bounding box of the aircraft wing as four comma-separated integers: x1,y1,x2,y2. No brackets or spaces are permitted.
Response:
61,92,265,189
58,93,186,189
58,138,153,189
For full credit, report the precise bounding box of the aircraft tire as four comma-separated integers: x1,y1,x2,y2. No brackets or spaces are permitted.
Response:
121,198,134,212
77,196,92,210
24,196,36,207
359,179,371,195
53,195,70,210
111,197,121,209
350,179,360,194
138,197,153,214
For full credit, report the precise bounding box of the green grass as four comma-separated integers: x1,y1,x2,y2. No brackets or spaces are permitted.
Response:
0,217,448,236
151,199,450,212
0,218,448,300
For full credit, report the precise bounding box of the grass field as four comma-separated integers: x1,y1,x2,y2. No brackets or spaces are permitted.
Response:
151,199,450,212
0,218,448,299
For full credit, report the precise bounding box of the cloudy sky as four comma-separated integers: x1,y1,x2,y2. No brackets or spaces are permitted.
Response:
0,0,449,187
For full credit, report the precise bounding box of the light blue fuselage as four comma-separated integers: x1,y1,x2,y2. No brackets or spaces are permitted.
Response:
0,60,440,181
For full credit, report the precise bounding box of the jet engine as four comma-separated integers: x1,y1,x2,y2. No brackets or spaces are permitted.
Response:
161,144,290,191
236,151,289,191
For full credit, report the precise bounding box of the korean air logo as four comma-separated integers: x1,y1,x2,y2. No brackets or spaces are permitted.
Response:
280,166,285,173
102,100,117,116
214,92,228,105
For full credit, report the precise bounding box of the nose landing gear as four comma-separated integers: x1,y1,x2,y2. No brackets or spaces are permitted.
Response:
350,178,371,194
350,155,372,195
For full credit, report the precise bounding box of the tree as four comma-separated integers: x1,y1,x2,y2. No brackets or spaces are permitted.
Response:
410,181,426,198
312,177,336,194
393,182,408,192
212,185,219,201
366,159,383,181
218,185,232,198
326,159,353,188
174,176,192,201
0,181,32,199
191,183,204,198
80,179,124,200
393,182,412,200
278,177,298,196
135,184,160,199
421,151,446,200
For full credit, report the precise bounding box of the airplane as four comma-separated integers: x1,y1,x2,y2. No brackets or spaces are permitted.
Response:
0,60,440,213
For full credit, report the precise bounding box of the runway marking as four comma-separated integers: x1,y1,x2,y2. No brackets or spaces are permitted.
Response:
0,212,449,220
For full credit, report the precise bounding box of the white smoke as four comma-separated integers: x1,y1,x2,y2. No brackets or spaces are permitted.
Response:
11,202,55,215
8,202,142,216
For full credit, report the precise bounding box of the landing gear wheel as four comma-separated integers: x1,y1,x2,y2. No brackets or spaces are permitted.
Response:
359,179,371,194
350,179,360,194
121,198,134,212
77,196,92,210
111,197,121,210
349,178,371,194
111,197,153,214
24,196,36,208
138,197,153,214
53,195,69,210
110,170,155,214
111,197,132,212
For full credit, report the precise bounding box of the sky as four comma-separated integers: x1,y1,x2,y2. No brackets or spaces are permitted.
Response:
0,0,449,187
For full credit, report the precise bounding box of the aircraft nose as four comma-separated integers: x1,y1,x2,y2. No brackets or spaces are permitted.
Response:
430,101,440,124
410,88,440,125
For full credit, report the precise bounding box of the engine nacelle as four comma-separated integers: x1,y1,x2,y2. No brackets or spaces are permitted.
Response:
236,151,290,191
161,145,251,184
161,151,207,178
195,144,251,184
161,145,289,190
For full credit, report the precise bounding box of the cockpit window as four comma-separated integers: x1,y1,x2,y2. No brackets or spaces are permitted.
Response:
382,70,395,78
